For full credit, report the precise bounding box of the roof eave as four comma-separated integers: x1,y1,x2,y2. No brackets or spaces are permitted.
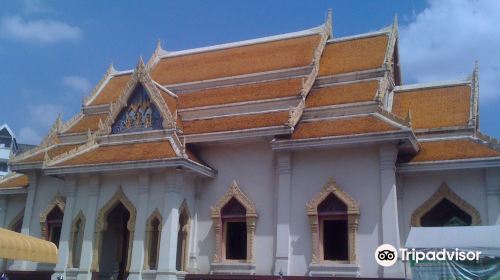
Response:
397,157,500,173
0,187,28,195
10,162,43,172
272,130,418,152
44,158,216,178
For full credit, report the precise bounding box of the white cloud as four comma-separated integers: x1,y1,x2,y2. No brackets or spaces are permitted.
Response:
62,76,92,95
400,0,500,100
28,103,63,128
0,16,82,44
18,126,42,145
18,0,54,14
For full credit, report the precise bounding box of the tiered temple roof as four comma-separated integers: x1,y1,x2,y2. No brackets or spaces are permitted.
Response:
0,172,29,190
10,12,500,175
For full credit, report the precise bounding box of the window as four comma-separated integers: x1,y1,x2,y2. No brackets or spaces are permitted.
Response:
411,183,481,227
318,194,348,261
46,206,64,246
211,181,258,264
222,198,247,260
40,194,65,246
307,179,359,264
145,209,162,270
176,201,190,271
70,212,85,268
421,198,472,226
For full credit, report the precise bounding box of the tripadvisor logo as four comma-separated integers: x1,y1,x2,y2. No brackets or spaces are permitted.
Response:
375,244,398,267
375,244,482,267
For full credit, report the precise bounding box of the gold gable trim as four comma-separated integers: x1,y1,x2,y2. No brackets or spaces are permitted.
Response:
410,182,481,226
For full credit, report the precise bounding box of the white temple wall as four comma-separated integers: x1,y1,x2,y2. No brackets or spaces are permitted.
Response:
3,194,26,228
399,169,487,243
192,141,387,277
289,146,382,277
29,175,66,239
194,140,276,275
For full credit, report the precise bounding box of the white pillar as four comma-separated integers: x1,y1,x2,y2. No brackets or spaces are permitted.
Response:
485,168,500,225
156,170,183,280
188,184,200,273
52,177,77,280
379,145,404,278
77,175,100,280
396,174,406,243
273,152,292,275
129,173,151,280
0,195,6,272
20,171,39,236
0,195,6,228
16,171,40,271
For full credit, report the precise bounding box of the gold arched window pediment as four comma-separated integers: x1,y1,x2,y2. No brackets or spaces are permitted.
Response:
411,183,481,227
40,193,66,241
144,208,162,270
306,178,359,264
211,180,258,264
69,210,86,268
92,186,137,272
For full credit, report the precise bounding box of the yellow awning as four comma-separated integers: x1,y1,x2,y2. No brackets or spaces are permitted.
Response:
0,227,58,264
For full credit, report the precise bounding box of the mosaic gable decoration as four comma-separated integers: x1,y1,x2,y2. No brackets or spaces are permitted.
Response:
112,85,163,134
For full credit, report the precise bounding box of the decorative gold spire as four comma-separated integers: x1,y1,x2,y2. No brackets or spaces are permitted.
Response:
44,151,51,163
326,8,333,38
55,114,63,132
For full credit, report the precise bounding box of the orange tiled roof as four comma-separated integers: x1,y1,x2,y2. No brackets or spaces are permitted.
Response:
0,174,29,189
53,140,177,166
178,78,303,109
65,114,108,134
16,144,81,164
291,115,399,139
88,74,132,106
306,80,379,107
183,111,290,135
400,139,500,163
158,87,177,113
151,35,321,85
392,85,471,130
318,34,389,76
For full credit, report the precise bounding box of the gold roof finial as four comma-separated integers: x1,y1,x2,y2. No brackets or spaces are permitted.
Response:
55,114,63,132
44,151,51,163
326,8,333,38
156,39,163,53
107,61,116,74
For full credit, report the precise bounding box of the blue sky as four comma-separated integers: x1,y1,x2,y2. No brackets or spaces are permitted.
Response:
0,0,499,144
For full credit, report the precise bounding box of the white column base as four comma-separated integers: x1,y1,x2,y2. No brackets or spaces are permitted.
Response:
210,262,256,275
273,258,289,276
308,263,360,277
156,270,186,280
75,269,93,280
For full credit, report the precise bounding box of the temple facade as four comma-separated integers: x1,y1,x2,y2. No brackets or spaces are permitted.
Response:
1,12,500,280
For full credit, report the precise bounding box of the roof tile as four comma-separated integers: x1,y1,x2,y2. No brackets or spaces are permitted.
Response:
178,78,303,109
89,74,132,106
183,111,289,135
151,35,321,85
292,115,398,139
306,80,379,107
400,139,500,163
392,85,471,130
54,140,177,166
319,35,388,76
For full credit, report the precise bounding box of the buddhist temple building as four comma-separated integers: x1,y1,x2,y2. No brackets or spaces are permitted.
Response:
1,11,499,280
